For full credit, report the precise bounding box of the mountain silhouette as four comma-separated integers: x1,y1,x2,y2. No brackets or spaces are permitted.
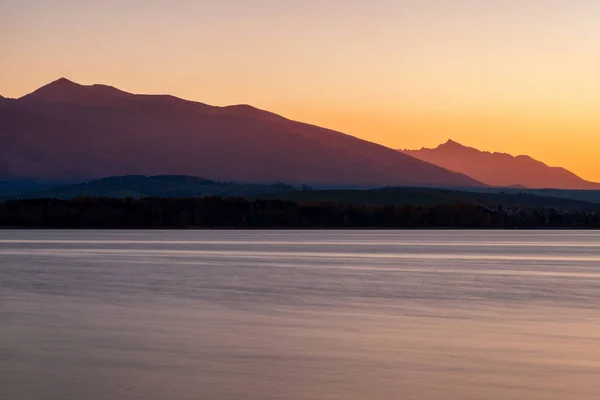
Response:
0,78,481,187
403,140,600,189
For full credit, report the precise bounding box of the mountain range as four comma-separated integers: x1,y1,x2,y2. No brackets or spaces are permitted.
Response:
3,78,598,191
403,140,600,190
0,78,479,187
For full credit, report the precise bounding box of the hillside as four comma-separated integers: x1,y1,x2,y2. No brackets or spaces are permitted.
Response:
0,179,61,198
458,187,600,204
11,175,296,199
261,187,600,212
0,78,481,187
403,140,600,190
8,175,599,212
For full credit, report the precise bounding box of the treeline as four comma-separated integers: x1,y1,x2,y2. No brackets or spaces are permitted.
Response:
0,197,599,228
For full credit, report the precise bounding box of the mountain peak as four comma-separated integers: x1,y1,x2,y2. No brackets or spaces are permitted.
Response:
37,77,82,92
439,139,464,148
405,140,600,189
1,78,482,187
53,77,77,85
20,78,134,104
20,77,86,102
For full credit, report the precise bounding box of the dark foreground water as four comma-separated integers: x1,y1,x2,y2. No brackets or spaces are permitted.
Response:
2,230,600,400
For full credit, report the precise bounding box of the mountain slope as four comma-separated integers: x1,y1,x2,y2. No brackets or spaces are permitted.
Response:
12,175,297,199
0,78,481,187
403,140,600,190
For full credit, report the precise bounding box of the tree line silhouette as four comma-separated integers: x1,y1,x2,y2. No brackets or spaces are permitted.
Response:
1,197,599,228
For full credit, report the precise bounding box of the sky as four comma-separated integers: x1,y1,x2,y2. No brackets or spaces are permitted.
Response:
2,0,600,180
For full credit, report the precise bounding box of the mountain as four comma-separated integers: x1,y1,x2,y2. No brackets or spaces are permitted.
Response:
0,78,481,187
11,175,297,199
402,140,600,190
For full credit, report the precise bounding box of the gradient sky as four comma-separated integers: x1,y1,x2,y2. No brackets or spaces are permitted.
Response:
2,0,600,180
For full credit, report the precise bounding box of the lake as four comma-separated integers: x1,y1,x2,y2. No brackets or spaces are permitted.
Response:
2,230,600,399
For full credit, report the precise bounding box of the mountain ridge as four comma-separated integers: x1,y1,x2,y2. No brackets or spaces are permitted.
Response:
402,140,599,190
0,78,481,187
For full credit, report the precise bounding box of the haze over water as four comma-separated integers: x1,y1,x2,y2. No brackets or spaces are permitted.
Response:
2,230,600,399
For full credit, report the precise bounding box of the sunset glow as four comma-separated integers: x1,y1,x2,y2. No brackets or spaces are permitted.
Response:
2,0,599,179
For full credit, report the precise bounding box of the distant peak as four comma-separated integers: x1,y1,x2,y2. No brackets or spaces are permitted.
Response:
19,77,134,103
439,139,464,148
42,77,82,90
54,77,77,85
20,77,84,101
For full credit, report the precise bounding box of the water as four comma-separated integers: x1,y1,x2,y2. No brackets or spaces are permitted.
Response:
2,230,600,400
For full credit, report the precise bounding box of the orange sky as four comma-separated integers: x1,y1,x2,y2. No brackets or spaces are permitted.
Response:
2,1,600,181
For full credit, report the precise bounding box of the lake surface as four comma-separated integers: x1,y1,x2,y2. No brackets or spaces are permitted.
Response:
2,230,600,400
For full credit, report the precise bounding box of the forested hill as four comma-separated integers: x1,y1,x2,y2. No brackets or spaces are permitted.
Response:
261,187,600,212
5,175,600,213
5,175,297,200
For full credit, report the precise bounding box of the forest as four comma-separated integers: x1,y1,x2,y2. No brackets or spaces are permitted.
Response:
1,197,599,228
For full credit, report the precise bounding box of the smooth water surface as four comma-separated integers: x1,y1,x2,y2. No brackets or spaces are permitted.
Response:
2,230,600,399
